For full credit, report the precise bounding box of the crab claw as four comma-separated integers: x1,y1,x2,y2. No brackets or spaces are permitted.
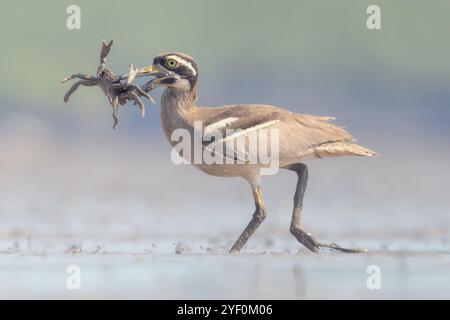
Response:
100,39,114,65
126,64,138,85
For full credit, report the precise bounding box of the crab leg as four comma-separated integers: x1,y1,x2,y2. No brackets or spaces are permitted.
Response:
130,91,146,117
112,96,120,129
63,80,97,102
133,85,155,104
117,91,146,118
61,74,97,83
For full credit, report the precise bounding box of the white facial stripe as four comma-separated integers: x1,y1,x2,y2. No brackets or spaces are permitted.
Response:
204,117,239,136
166,55,197,76
216,120,280,144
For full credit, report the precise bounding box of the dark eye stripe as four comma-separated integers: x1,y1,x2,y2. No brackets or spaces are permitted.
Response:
153,53,199,87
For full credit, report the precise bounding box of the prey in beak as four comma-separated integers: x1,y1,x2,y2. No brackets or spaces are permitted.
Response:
138,64,174,92
61,40,157,129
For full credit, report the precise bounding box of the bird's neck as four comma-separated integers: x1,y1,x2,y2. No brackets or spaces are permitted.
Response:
160,86,199,142
161,86,198,113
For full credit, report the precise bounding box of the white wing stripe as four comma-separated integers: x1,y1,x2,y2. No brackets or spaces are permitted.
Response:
204,117,239,136
217,120,280,144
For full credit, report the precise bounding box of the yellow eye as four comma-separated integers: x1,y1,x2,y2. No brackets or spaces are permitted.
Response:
165,59,178,69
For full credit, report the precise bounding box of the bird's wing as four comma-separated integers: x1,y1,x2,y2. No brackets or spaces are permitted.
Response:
200,104,353,145
197,104,376,163
290,113,355,146
199,105,286,164
287,114,378,158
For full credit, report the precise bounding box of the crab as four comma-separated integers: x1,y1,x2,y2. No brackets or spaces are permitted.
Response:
61,40,155,129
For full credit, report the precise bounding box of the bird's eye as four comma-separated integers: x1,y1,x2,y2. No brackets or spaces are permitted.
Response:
165,59,178,69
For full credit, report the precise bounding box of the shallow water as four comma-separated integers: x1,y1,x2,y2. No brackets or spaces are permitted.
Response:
1,240,449,299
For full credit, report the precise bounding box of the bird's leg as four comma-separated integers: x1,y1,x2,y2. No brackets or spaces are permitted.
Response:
63,80,97,102
287,163,366,253
288,163,320,252
230,185,266,254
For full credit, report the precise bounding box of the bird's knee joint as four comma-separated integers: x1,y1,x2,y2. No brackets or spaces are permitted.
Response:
253,208,266,221
290,223,301,235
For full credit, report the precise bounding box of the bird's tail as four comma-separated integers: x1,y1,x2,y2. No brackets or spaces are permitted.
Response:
313,141,379,158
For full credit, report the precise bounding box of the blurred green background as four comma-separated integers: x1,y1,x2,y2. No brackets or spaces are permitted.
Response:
2,0,450,114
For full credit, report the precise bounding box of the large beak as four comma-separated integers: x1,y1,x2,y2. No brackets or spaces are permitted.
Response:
137,64,160,76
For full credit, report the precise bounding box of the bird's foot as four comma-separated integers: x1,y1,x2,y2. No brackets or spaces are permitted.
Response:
290,226,320,252
291,226,367,253
317,242,368,253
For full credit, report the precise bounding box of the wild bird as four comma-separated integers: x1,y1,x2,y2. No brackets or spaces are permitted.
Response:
137,53,378,254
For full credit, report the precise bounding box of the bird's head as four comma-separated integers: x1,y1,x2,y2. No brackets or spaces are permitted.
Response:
138,52,198,92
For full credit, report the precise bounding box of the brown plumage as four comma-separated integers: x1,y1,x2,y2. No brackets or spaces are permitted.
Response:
193,105,378,163
139,52,378,253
